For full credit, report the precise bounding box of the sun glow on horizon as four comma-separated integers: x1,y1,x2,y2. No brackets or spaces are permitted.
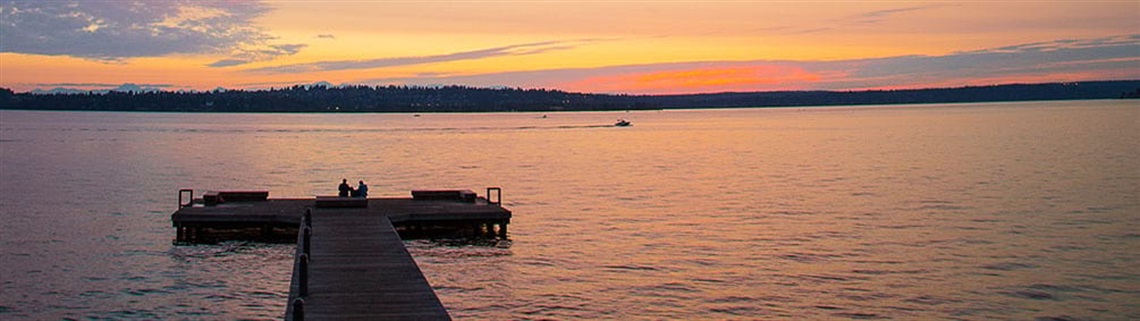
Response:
0,1,1137,94
562,65,825,94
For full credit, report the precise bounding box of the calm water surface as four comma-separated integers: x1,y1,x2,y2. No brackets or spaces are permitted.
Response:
1,100,1137,320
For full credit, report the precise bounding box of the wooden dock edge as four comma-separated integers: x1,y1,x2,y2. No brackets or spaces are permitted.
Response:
284,208,309,321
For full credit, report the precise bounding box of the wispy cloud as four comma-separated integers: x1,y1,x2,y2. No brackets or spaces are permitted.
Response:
960,34,1140,54
316,34,336,39
759,4,946,35
244,39,602,74
0,0,303,66
851,4,947,24
208,44,307,67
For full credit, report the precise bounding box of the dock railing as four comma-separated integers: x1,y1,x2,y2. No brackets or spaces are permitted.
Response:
179,189,194,208
486,187,502,205
286,208,313,321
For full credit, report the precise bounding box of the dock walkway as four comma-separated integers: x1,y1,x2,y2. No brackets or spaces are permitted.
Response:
286,209,450,320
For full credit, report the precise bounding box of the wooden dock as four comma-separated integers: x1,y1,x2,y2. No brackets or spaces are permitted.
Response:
170,188,510,320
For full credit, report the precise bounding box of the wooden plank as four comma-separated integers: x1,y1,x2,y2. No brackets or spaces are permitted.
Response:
315,196,369,208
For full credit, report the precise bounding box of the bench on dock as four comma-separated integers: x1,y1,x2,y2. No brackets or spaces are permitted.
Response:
219,191,269,202
315,196,368,208
412,190,477,203
203,190,269,206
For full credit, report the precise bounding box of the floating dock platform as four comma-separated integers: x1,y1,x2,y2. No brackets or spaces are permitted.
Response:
171,188,511,243
170,188,511,320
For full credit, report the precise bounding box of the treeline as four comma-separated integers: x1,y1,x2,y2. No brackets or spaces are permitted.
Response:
1,80,1137,113
0,85,653,112
645,80,1140,108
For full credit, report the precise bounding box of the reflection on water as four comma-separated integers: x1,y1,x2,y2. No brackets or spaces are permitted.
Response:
1,100,1138,320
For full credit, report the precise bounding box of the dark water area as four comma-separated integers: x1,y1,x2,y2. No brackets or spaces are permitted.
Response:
1,100,1137,320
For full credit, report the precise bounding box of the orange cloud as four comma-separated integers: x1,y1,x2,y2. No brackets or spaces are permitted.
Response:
561,65,822,94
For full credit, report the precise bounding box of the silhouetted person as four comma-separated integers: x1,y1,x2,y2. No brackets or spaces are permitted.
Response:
338,179,351,197
357,180,368,198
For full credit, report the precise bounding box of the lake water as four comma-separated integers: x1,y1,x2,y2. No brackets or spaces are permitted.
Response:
1,100,1137,320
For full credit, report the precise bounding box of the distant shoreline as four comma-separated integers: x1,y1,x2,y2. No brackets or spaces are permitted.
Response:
1,80,1137,113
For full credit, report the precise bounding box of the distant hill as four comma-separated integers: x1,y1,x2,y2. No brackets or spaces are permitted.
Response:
1,80,1137,113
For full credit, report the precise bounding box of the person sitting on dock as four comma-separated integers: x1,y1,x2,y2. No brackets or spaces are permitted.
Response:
357,180,369,198
338,178,351,197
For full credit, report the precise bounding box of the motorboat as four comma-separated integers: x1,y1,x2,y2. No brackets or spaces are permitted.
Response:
615,119,631,127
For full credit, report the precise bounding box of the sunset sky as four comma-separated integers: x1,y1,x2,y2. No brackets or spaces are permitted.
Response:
1,1,1137,94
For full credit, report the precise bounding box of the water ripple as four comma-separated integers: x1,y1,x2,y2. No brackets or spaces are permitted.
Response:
3,103,1138,320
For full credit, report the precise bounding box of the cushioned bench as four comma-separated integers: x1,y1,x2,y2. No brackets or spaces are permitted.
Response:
411,190,477,203
202,190,270,206
217,191,269,202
